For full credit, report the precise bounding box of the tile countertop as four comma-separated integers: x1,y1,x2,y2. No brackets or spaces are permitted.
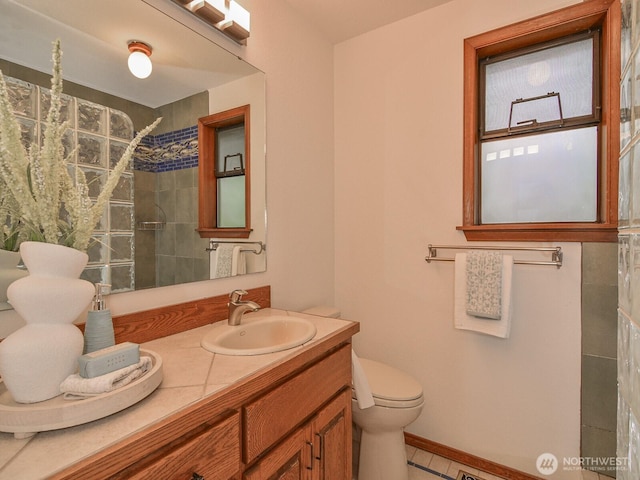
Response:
0,309,357,480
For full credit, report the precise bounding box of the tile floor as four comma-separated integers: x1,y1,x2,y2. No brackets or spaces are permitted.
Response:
353,427,615,480
405,445,616,480
406,445,505,480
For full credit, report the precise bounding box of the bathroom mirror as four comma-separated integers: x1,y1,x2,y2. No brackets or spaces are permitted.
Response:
0,0,266,307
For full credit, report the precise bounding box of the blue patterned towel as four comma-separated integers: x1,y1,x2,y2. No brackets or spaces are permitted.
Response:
465,251,503,319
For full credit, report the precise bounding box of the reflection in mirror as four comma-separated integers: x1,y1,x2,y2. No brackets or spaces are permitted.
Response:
0,0,266,307
198,105,252,239
216,127,247,227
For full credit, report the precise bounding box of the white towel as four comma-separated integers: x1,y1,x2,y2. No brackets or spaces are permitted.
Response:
210,245,234,279
454,253,513,338
351,349,375,409
60,356,152,400
232,245,247,276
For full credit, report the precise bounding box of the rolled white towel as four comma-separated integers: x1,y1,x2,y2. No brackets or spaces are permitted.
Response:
60,356,152,400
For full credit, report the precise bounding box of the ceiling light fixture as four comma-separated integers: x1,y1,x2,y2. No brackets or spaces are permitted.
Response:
127,41,153,79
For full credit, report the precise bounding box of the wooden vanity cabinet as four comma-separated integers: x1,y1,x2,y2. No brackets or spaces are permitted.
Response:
243,346,352,479
311,388,351,479
243,425,309,480
112,410,241,480
244,388,351,480
52,339,354,480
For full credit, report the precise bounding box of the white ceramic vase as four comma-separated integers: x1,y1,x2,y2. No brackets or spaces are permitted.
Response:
0,242,94,403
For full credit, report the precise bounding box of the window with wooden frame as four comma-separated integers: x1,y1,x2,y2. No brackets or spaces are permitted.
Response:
198,105,252,238
459,0,620,242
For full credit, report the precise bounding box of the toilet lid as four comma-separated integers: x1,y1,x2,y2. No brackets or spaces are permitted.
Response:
358,358,423,403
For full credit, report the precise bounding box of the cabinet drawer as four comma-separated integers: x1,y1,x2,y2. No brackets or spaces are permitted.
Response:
126,410,240,480
243,345,351,463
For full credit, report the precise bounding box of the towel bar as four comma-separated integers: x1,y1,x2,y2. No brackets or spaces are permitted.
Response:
425,244,562,268
206,240,265,255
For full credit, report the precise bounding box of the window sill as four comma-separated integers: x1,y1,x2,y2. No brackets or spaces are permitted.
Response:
197,228,252,239
457,223,617,242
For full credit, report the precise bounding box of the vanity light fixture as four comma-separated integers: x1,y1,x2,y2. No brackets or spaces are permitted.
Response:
176,0,250,44
127,41,153,79
189,0,226,24
218,0,250,42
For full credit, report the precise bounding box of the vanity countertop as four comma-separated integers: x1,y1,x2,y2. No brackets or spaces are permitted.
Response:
0,309,358,480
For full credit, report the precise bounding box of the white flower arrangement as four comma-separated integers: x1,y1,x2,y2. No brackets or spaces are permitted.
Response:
0,40,161,252
0,184,21,251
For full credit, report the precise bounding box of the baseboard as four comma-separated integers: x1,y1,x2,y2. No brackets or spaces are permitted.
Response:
404,432,543,480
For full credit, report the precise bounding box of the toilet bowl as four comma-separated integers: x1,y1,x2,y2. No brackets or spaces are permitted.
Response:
352,358,424,480
301,307,424,480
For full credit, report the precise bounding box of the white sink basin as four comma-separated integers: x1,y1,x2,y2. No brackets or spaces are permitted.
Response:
201,315,317,356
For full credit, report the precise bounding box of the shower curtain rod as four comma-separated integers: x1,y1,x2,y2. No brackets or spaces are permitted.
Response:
425,244,563,268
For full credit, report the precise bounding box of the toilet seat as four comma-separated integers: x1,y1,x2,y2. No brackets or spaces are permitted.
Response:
353,358,424,408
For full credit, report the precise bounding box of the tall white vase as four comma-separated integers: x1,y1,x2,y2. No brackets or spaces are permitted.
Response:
0,242,94,403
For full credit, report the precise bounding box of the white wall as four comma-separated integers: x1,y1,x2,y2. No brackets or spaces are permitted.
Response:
334,0,583,478
208,72,267,276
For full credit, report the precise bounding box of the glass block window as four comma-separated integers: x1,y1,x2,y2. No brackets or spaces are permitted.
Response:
5,75,136,292
477,31,601,225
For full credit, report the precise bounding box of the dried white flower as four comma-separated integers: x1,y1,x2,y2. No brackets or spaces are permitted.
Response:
0,39,161,252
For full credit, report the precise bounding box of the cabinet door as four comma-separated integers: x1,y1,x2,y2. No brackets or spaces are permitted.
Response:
311,389,352,480
122,411,241,480
243,426,312,480
243,346,351,464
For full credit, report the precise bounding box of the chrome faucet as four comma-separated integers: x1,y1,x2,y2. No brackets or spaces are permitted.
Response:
228,289,260,326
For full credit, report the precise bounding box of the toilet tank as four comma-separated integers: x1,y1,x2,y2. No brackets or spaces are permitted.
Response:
301,306,341,318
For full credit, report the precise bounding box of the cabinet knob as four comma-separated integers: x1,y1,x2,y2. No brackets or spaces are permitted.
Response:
191,474,204,480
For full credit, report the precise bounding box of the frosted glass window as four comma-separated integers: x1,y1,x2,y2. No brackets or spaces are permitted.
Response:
483,37,595,134
481,127,597,223
218,176,246,227
215,124,246,227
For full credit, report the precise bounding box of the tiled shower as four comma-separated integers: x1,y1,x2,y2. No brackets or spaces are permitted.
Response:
4,75,137,293
3,61,210,293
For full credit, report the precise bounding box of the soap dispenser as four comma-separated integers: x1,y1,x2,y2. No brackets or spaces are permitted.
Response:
83,283,115,354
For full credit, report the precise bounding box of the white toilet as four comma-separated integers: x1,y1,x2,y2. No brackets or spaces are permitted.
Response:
352,357,424,480
301,306,424,480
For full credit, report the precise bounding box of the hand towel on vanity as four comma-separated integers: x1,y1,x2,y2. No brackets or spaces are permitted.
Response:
232,245,247,276
60,356,152,400
465,250,503,319
454,253,513,338
210,244,234,279
351,349,375,409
